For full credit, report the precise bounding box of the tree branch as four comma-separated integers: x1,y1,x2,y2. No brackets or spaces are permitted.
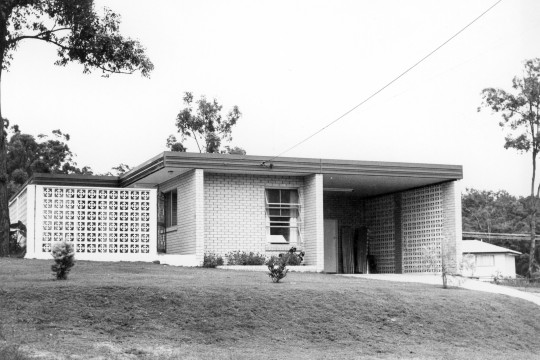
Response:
8,27,71,45
9,34,70,50
95,64,135,75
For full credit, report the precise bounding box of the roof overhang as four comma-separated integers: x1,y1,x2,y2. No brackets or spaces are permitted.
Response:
9,173,121,202
120,152,463,198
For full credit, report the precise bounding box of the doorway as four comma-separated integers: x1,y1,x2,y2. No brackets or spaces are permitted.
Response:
339,225,369,274
323,219,338,273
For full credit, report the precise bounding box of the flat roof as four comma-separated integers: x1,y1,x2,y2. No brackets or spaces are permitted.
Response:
15,152,463,200
120,152,462,197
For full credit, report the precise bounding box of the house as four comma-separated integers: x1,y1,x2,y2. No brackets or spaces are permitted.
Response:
461,240,520,280
9,151,463,273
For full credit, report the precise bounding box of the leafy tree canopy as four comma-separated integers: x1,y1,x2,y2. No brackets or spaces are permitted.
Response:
168,92,243,154
1,0,153,76
462,188,530,234
6,125,92,197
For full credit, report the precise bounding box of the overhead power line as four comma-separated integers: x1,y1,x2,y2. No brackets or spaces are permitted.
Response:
261,0,504,166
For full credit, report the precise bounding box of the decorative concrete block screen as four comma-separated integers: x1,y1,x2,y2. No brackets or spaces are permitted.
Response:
365,195,395,274
401,185,443,273
35,185,157,261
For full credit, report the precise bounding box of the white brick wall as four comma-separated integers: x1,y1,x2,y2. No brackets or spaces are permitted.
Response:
441,180,462,273
169,169,205,260
304,174,324,270
203,173,305,257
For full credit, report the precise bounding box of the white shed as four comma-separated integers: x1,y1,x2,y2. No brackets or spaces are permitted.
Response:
461,240,521,280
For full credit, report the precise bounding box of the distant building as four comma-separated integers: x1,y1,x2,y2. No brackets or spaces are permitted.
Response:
462,240,520,280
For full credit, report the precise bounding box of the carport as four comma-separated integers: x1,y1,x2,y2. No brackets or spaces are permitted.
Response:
320,160,462,274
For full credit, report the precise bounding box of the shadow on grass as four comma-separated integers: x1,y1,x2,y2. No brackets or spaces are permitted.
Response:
0,345,32,360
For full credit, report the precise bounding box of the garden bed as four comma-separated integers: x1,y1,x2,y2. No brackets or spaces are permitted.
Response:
216,265,318,272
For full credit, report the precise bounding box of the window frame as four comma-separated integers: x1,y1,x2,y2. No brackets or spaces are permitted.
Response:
164,189,178,228
475,254,494,267
265,188,302,244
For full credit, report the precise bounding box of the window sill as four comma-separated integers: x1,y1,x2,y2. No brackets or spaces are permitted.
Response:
165,226,178,233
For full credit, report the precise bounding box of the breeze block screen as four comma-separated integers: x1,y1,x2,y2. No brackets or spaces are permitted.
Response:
35,186,157,260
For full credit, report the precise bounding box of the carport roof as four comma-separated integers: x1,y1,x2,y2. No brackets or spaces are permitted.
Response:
120,152,462,198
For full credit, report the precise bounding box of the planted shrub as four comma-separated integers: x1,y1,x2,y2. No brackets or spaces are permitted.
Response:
282,247,305,265
51,242,75,280
225,251,266,265
203,253,224,268
267,256,288,283
266,247,305,266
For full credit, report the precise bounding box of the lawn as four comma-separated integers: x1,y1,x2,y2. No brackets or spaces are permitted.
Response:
1,258,540,360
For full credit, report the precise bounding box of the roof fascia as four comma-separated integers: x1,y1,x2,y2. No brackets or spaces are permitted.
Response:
119,152,463,187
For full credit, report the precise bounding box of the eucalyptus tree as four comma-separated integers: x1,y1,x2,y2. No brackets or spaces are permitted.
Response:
479,59,540,276
171,92,242,153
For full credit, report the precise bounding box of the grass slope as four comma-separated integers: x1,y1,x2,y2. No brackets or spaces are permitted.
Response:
1,258,539,360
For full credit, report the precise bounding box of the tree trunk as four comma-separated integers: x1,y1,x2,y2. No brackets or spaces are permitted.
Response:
529,150,538,277
0,42,10,257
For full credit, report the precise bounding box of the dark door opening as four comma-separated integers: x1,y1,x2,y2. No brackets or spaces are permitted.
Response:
339,226,368,274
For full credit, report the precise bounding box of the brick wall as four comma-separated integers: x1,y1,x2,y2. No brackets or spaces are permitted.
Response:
394,194,403,273
365,195,396,273
304,174,324,269
166,169,205,257
323,194,364,228
441,181,462,273
401,185,443,273
203,173,305,258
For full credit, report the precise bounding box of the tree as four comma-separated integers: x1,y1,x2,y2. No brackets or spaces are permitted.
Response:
462,189,529,235
0,1,153,256
461,188,539,276
169,92,242,153
110,163,130,175
165,134,186,152
478,58,540,276
7,125,93,197
223,146,246,155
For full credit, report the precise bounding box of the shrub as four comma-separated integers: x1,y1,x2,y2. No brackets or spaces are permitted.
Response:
9,221,26,258
225,251,266,265
51,242,75,280
266,247,305,266
267,256,288,283
203,253,224,268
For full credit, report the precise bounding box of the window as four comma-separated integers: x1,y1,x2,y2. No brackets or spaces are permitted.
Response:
164,190,177,227
475,254,494,267
265,189,301,243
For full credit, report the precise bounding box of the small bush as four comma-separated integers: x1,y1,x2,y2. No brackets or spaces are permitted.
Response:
266,247,305,266
283,247,305,265
9,221,26,258
225,251,266,265
267,256,288,283
51,242,75,280
203,253,224,268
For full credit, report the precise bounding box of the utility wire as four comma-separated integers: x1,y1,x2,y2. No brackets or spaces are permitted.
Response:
262,0,504,165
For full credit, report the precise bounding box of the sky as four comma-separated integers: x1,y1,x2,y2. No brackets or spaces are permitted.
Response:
3,0,540,196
